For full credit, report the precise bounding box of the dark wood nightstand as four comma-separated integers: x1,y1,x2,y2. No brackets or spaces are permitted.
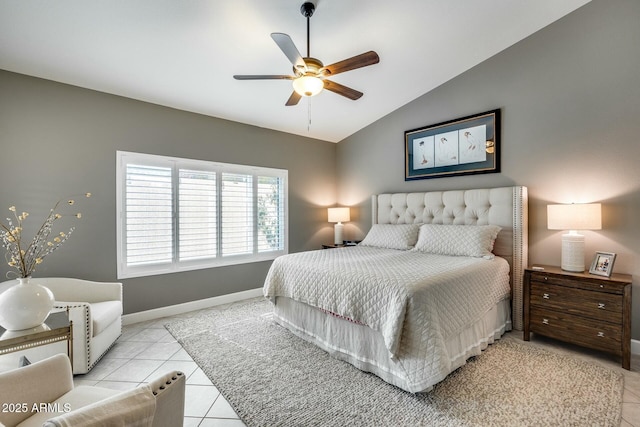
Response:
523,265,632,369
322,241,360,249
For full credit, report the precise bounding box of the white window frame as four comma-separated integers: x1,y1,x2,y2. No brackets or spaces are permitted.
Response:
116,151,288,279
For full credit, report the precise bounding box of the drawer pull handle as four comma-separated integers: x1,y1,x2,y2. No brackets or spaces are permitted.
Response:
542,318,549,325
543,276,548,281
597,332,605,338
598,303,605,309
543,293,550,299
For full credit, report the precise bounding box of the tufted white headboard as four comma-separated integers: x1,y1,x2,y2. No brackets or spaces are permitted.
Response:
371,186,528,330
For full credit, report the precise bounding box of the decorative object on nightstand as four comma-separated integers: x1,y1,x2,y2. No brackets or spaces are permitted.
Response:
589,251,616,277
328,207,350,245
547,203,601,272
523,265,632,369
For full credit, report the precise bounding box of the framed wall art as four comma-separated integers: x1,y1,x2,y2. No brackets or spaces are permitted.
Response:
589,251,616,277
405,109,500,181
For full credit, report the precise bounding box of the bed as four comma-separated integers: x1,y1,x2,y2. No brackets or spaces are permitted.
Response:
263,186,528,393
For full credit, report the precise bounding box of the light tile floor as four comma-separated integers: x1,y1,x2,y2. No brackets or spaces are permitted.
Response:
74,310,247,427
75,304,640,427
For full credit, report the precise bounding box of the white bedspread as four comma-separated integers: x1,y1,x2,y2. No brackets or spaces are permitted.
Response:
263,246,510,358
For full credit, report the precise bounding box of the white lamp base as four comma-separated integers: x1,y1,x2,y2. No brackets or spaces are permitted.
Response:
561,232,585,272
334,222,344,245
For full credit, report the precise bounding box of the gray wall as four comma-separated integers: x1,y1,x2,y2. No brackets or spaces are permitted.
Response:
337,0,640,339
0,71,337,313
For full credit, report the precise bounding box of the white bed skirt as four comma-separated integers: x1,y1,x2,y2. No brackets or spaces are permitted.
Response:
272,297,512,393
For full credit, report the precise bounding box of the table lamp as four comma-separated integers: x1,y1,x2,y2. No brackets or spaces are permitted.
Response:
328,207,350,245
547,203,602,272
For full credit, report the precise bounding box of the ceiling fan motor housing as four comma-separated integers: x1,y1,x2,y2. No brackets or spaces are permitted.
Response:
294,57,323,77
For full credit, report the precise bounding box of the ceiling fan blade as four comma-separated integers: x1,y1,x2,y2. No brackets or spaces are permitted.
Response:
285,91,302,106
323,80,363,100
321,51,380,76
271,33,307,72
233,75,294,80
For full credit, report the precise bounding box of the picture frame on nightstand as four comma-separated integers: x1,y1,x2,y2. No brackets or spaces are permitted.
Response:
589,251,616,277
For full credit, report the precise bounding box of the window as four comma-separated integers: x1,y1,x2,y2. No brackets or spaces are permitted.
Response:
116,151,288,279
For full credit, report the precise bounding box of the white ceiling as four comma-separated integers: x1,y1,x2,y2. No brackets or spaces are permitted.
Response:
0,0,591,143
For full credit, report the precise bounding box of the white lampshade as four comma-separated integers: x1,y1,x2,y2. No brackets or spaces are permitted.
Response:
547,203,602,231
328,207,350,223
292,75,324,97
547,203,602,272
328,207,350,245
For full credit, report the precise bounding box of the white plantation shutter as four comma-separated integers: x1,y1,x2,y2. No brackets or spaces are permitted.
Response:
179,169,217,261
221,173,253,256
124,164,173,266
257,176,285,252
117,151,287,279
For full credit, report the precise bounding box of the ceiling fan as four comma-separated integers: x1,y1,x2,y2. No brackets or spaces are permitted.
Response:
233,2,380,106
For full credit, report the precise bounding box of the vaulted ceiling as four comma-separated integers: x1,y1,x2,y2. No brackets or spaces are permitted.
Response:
0,0,591,142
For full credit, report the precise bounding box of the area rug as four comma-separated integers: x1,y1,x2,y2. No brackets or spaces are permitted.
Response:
165,298,623,427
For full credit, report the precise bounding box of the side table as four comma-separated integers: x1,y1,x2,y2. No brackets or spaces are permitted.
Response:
322,240,361,249
523,265,632,369
0,311,73,368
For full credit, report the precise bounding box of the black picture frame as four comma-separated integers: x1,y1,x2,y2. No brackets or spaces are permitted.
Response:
405,109,500,181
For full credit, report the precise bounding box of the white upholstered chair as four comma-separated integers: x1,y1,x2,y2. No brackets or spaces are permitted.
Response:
0,277,123,374
0,353,185,427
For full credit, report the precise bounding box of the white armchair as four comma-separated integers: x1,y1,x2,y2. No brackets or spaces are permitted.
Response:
0,353,185,427
38,278,123,374
0,277,123,374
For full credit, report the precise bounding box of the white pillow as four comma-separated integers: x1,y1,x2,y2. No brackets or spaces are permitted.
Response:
413,224,501,258
44,384,155,427
359,224,420,250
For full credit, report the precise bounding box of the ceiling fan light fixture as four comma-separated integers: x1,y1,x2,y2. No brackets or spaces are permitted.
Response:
292,75,323,97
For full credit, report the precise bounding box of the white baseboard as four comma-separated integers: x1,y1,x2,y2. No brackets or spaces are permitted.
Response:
122,288,263,326
632,339,640,356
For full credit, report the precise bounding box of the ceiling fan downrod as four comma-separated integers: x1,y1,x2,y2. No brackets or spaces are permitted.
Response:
300,2,315,58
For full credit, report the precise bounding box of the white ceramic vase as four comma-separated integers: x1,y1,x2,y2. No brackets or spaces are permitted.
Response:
0,277,55,331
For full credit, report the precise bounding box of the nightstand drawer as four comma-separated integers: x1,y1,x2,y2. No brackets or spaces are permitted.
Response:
530,282,622,323
529,272,623,295
530,308,622,353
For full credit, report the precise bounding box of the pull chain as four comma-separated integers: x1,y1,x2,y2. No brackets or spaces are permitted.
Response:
307,99,312,132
